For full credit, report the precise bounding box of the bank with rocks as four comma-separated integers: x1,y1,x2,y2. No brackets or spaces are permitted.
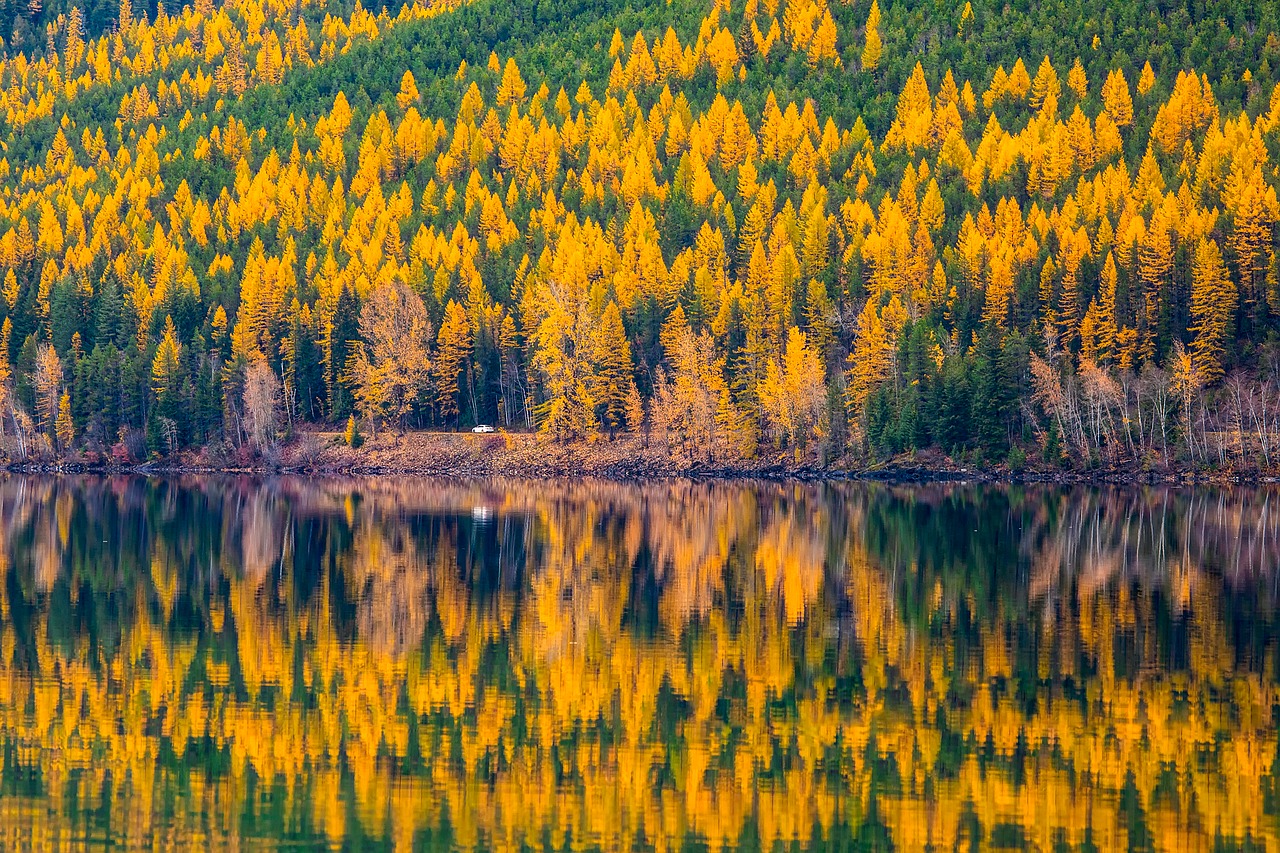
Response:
5,430,1276,485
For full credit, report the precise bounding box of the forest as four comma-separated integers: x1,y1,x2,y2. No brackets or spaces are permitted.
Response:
0,0,1279,470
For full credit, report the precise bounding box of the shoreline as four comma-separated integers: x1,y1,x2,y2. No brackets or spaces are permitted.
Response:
2,430,1273,485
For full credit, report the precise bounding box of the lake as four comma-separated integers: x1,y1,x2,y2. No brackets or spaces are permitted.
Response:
0,476,1276,850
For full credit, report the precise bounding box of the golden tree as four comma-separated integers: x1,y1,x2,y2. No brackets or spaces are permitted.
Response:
434,300,473,426
55,392,73,451
497,57,528,106
1188,237,1234,383
1101,68,1133,126
1066,57,1087,99
151,316,183,397
759,326,826,454
845,296,906,416
33,343,62,436
861,0,882,71
396,71,420,111
1137,60,1155,95
348,280,433,435
592,302,636,432
651,319,739,461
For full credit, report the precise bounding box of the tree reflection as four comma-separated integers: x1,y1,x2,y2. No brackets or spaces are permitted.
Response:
0,476,1276,850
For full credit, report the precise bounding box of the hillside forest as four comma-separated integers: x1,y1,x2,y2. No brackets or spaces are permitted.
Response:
1,0,1279,470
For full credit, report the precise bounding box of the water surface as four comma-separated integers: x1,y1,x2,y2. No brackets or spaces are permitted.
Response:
0,476,1277,850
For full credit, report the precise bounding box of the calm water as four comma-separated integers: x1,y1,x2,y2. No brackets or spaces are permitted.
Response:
0,477,1277,850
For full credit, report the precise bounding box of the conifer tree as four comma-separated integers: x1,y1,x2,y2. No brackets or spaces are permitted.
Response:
861,0,882,72
592,302,635,431
1138,61,1155,95
1067,57,1088,99
1189,238,1234,383
435,300,473,427
397,71,420,111
759,327,825,453
55,392,74,451
1102,68,1134,126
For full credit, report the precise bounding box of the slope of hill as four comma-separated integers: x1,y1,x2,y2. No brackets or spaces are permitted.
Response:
1,0,1279,472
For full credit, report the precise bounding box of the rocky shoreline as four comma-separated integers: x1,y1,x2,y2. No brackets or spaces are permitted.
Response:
3,430,1274,485
3,461,1268,485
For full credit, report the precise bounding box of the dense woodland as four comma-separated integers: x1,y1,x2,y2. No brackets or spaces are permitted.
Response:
1,0,1279,468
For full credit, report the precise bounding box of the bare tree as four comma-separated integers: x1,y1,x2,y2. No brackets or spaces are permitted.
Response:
242,359,281,456
1228,372,1249,467
1249,380,1273,468
1030,353,1086,462
1169,342,1204,462
1141,365,1172,466
1079,358,1122,461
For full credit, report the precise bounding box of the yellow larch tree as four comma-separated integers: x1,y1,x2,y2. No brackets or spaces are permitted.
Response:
55,392,74,451
497,57,528,107
845,295,906,417
396,70,420,111
1188,237,1234,383
435,299,473,426
1101,68,1133,126
759,326,826,454
592,301,636,432
861,0,882,72
1067,57,1088,100
1138,60,1156,95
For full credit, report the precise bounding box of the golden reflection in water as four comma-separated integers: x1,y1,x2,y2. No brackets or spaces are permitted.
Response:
0,476,1276,850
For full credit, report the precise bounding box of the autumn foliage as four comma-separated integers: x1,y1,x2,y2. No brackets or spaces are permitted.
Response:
0,0,1276,468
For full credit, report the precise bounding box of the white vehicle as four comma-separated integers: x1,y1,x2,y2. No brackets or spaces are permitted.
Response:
472,424,495,433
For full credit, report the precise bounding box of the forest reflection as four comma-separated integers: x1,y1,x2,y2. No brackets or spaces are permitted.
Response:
0,476,1277,850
